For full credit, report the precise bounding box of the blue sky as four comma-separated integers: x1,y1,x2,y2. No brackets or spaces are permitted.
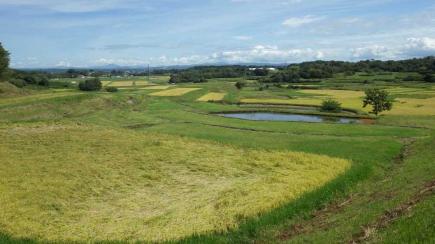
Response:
1,0,435,68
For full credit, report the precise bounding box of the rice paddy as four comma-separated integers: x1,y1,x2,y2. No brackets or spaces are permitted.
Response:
0,123,350,242
104,80,149,88
142,85,170,90
1,72,434,243
101,80,112,86
150,88,201,96
197,92,227,102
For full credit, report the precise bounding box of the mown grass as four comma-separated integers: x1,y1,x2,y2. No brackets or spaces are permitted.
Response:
0,122,349,242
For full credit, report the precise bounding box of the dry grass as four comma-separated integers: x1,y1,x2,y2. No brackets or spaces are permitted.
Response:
106,80,149,87
197,92,227,102
385,97,435,115
242,89,370,112
0,92,83,107
101,80,112,86
242,88,435,115
0,123,350,242
142,85,171,90
150,88,201,97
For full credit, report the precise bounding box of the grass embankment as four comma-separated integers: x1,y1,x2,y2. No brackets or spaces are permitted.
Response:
0,123,349,242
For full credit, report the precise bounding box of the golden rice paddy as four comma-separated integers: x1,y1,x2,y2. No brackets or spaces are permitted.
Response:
0,123,350,242
142,85,171,90
101,80,112,86
197,92,227,102
150,88,201,97
241,88,435,115
106,80,149,87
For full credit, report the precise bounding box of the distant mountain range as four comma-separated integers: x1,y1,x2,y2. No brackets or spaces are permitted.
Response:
18,62,290,72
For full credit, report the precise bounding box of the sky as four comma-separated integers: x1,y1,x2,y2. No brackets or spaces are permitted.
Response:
1,0,435,68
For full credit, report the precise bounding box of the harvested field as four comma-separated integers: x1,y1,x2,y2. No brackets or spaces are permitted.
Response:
150,88,201,96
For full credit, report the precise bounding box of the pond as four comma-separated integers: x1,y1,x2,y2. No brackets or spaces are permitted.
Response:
219,112,367,124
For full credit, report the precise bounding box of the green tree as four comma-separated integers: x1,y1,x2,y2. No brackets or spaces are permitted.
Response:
363,88,393,115
235,81,246,90
423,73,435,83
78,78,102,91
0,42,10,80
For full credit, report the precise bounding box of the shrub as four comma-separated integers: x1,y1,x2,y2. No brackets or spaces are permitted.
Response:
78,78,102,91
321,99,342,113
235,81,247,90
106,87,119,92
423,74,435,83
9,79,26,88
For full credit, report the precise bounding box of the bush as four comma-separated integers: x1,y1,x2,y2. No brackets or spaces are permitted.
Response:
78,78,102,91
235,81,247,90
423,74,435,83
106,87,118,92
402,75,423,82
321,99,342,113
9,79,26,88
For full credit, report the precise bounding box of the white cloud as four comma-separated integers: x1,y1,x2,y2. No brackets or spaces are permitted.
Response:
351,45,396,60
402,37,435,57
351,37,435,60
55,60,72,67
95,58,148,66
282,15,324,27
0,0,149,13
233,35,253,41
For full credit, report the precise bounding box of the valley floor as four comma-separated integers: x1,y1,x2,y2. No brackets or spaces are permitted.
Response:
0,76,434,243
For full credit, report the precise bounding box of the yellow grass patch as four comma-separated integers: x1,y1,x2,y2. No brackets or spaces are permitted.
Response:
241,89,370,112
385,97,435,115
134,81,149,86
0,123,350,242
142,85,170,90
108,81,133,87
197,92,227,102
107,80,148,87
0,92,83,107
150,88,201,96
101,80,112,86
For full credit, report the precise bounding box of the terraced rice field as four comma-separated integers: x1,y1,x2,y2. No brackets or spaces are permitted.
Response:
106,80,148,87
241,89,370,112
0,123,350,242
150,88,201,97
197,92,227,102
101,80,112,86
142,85,170,90
108,81,134,87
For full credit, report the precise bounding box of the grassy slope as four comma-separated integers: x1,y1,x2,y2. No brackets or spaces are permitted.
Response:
0,74,434,243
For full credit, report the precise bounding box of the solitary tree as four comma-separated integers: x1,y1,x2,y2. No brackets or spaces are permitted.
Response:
363,88,393,115
0,42,10,79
